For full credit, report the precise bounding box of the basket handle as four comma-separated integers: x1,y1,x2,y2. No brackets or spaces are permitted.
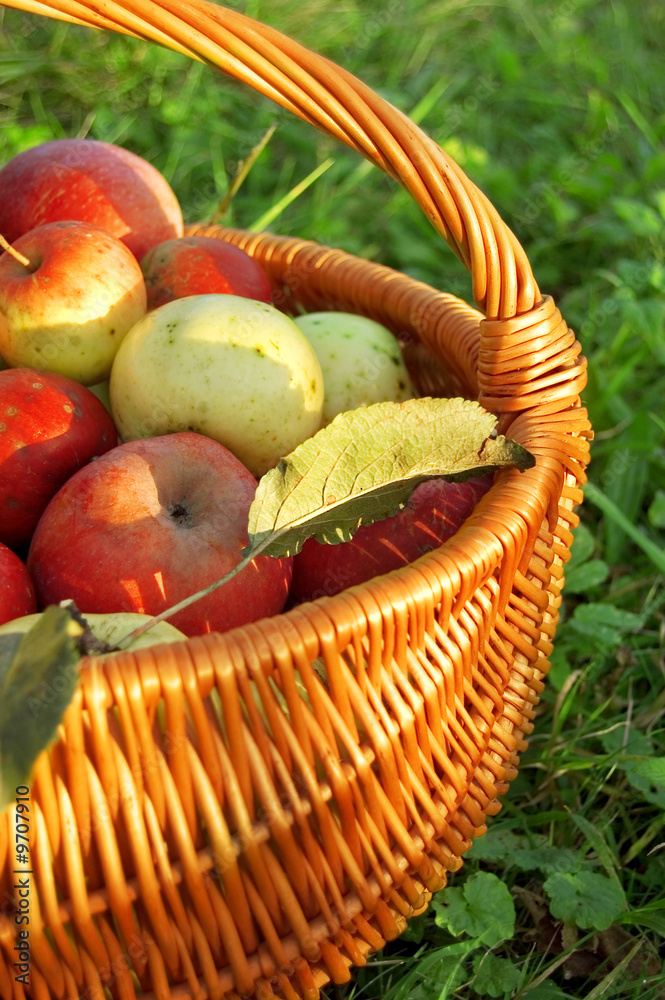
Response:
3,0,588,419
2,0,540,316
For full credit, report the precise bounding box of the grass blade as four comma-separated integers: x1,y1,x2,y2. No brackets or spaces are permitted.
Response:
583,481,665,575
248,157,335,231
583,941,642,1000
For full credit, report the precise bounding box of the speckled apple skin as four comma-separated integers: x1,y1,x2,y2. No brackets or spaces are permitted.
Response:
109,294,324,478
295,311,416,425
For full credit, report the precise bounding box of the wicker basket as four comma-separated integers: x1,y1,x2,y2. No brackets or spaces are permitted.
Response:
0,1,592,997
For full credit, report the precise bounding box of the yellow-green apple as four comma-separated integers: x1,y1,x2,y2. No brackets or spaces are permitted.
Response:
0,138,183,260
289,475,494,604
0,543,37,625
0,367,117,548
141,236,273,310
89,379,112,414
0,220,147,384
0,610,186,656
109,294,324,478
294,311,416,425
27,432,293,637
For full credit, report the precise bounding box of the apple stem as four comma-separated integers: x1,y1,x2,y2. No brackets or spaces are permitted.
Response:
0,233,31,269
114,548,259,649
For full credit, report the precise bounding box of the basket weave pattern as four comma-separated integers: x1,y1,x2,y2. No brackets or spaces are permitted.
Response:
0,3,592,998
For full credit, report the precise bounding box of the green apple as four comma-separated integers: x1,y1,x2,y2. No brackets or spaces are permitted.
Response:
109,294,325,478
0,610,186,657
89,379,113,415
294,311,416,426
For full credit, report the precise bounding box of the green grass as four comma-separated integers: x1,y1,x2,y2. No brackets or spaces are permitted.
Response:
1,0,664,997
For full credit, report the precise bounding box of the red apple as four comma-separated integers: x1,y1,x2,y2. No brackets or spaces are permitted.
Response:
0,543,37,626
141,236,273,310
0,219,147,384
289,475,494,604
0,138,183,260
0,367,118,548
27,432,293,637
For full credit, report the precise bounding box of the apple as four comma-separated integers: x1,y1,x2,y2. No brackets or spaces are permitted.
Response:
141,236,273,310
0,610,187,656
27,432,293,637
294,311,416,426
89,379,112,415
109,294,324,478
0,138,184,260
289,475,494,604
0,219,147,385
0,367,118,548
0,543,37,626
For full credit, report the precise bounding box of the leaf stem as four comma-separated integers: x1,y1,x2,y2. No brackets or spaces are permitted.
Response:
115,548,259,649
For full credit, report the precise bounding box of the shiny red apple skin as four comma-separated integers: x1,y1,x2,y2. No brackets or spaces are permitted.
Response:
289,475,494,604
0,543,37,625
0,367,118,548
0,138,183,260
27,432,293,637
140,236,273,310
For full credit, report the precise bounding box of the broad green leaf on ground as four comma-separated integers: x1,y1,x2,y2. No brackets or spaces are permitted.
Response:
472,953,523,997
433,871,516,947
467,827,531,862
511,846,585,876
567,602,645,648
0,605,83,811
564,559,609,593
563,524,609,593
246,397,535,558
567,523,596,565
648,489,665,528
467,829,583,875
544,870,626,930
617,757,665,810
522,986,571,1000
602,727,665,809
623,758,665,792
